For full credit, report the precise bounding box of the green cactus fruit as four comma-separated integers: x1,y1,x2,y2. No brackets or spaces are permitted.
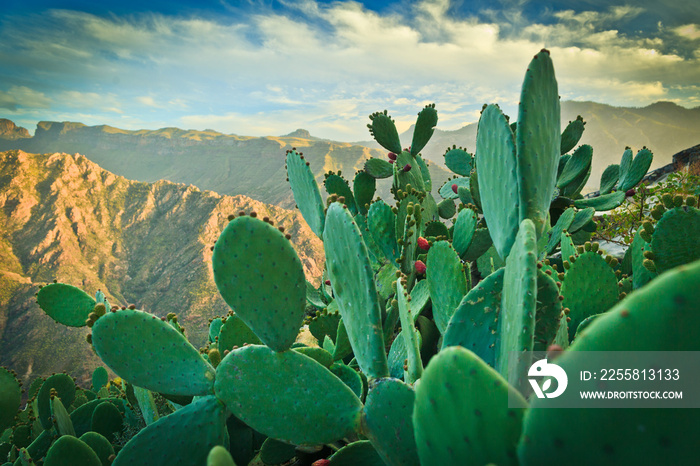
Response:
443,147,473,176
574,191,626,211
568,207,595,234
476,104,519,258
519,259,700,465
368,111,402,154
50,395,76,437
557,144,592,188
396,277,423,383
44,435,101,466
443,268,504,366
361,378,419,466
545,207,575,255
438,177,469,200
92,309,215,396
353,171,376,215
328,440,384,465
217,313,262,353
113,396,227,466
324,203,389,379
462,228,494,262
533,269,563,351
560,115,585,154
330,362,363,398
37,373,76,430
649,206,700,274
599,164,620,195
517,50,560,238
414,346,527,466
426,241,468,334
618,147,653,192
325,172,357,215
36,283,96,327
91,367,109,391
364,158,394,179
215,346,363,445
207,445,237,466
368,200,400,264
631,227,657,289
411,104,438,156
452,207,478,258
79,432,114,466
286,149,325,238
0,368,21,433
260,438,297,465
213,215,306,352
496,219,537,389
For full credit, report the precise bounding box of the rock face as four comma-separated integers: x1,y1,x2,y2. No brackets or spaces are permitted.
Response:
0,150,325,386
0,119,30,140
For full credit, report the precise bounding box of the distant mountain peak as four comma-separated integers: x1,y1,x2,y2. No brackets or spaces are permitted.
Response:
0,119,30,139
283,128,312,139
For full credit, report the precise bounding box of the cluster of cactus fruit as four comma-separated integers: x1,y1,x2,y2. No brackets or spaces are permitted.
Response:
3,49,700,465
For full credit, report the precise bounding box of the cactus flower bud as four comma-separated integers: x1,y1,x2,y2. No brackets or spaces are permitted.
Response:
451,184,458,194
414,260,427,275
417,237,430,251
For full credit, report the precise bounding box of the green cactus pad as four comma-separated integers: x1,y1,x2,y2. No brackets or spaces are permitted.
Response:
113,396,227,466
286,149,325,238
599,164,620,195
437,198,456,219
79,432,114,466
569,207,595,233
519,260,700,465
70,399,124,437
91,367,108,391
368,111,402,154
414,346,527,466
353,171,376,215
545,207,575,254
0,368,20,433
329,440,384,465
650,206,700,274
443,268,504,366
476,245,506,277
324,203,389,378
396,194,419,240
557,144,592,188
411,104,438,156
416,155,433,192
423,220,448,239
533,269,563,350
207,446,236,466
397,278,423,383
516,50,560,237
215,345,363,445
132,386,159,425
426,241,468,334
293,346,334,368
438,176,469,200
44,435,102,466
388,332,408,380
333,318,353,361
496,219,537,389
443,147,473,176
260,438,297,465
354,213,384,266
92,309,215,396
469,168,482,210
368,200,400,264
36,283,96,327
631,227,657,289
559,164,590,199
362,378,419,466
476,104,519,258
618,147,633,181
560,115,585,154
90,400,122,442
308,310,341,344
51,396,76,437
213,216,306,352
462,228,494,261
37,373,76,430
325,173,357,215
574,191,625,211
209,317,224,342
452,207,478,257
409,279,430,319
330,362,363,398
394,151,425,193
364,158,394,179
618,147,653,192
217,314,262,353
561,251,619,341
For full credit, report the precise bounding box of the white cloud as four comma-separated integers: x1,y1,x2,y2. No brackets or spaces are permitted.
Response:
0,86,52,112
674,24,700,40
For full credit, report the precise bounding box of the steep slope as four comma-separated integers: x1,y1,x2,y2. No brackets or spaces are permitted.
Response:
0,150,325,386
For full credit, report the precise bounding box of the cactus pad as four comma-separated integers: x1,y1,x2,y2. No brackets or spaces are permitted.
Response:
0,368,20,433
286,149,325,238
411,104,438,156
44,435,102,466
426,241,468,334
650,206,700,274
36,283,96,327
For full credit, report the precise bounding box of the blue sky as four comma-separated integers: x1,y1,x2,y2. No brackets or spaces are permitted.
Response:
1,0,698,140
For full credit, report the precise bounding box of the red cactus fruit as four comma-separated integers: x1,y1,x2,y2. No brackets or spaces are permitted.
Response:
325,280,331,286
389,159,395,164
312,460,331,466
625,188,636,197
415,260,427,275
417,237,430,251
403,164,412,172
451,184,458,194
388,152,397,160
546,344,564,360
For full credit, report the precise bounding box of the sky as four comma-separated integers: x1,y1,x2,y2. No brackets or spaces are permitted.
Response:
0,0,698,141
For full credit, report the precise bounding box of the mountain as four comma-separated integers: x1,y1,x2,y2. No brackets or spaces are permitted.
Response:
0,150,325,386
0,119,30,140
356,101,700,191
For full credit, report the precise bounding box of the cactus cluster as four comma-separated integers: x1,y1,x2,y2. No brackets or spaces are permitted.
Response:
5,48,699,465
